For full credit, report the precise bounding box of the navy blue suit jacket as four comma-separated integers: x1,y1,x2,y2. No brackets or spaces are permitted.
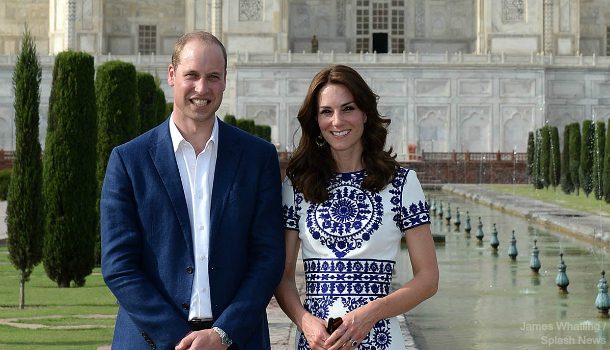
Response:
101,118,285,349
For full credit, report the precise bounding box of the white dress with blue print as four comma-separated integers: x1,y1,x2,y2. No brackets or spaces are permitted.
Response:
282,167,430,350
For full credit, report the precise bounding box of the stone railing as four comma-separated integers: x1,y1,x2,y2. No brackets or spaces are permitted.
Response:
0,150,14,170
1,51,609,68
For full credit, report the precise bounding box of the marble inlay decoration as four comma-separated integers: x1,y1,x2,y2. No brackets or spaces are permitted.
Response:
502,0,525,23
239,0,262,21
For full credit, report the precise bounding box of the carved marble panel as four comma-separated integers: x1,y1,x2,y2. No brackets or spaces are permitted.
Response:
458,79,492,97
501,106,534,152
549,80,585,99
239,0,262,21
592,107,610,121
502,0,525,23
499,79,536,97
245,104,278,143
379,105,406,155
336,0,346,37
547,104,585,127
592,81,610,99
559,0,570,32
286,104,302,151
416,105,449,152
372,80,407,97
243,79,279,97
458,105,491,152
287,79,310,97
415,0,425,38
415,79,450,97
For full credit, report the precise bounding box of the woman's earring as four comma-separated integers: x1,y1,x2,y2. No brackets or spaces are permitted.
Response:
315,134,326,147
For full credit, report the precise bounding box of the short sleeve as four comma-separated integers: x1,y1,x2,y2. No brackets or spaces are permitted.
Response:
397,169,430,232
281,177,300,231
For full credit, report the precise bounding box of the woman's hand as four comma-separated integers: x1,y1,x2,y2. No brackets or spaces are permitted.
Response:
324,307,377,350
301,312,333,350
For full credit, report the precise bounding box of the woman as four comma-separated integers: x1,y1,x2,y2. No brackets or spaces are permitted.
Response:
275,65,439,350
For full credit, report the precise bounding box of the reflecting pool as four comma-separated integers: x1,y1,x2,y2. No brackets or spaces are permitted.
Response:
396,191,609,350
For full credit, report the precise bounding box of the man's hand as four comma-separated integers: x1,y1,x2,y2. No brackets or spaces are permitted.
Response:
175,329,228,350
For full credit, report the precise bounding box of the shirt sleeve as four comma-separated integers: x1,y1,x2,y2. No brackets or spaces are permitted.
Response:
281,177,300,231
398,169,430,232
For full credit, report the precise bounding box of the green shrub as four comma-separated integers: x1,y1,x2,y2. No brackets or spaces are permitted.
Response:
0,169,10,200
569,123,581,195
593,121,605,199
236,118,256,134
580,120,594,197
224,114,237,126
136,72,158,133
95,60,137,265
43,51,97,288
560,124,574,194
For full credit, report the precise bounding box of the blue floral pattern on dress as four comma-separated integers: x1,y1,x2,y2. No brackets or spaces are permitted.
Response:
306,172,383,258
389,168,430,231
297,258,394,350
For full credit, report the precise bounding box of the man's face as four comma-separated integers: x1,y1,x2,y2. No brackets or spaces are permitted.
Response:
168,39,226,126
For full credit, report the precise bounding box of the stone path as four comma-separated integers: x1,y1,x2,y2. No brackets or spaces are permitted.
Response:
0,201,6,244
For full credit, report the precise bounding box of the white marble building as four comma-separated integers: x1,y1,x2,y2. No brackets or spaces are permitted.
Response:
1,0,610,158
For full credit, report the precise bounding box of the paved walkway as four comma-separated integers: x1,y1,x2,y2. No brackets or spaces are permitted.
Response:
442,184,610,245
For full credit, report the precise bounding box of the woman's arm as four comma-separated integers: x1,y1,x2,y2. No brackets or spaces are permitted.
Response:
325,223,439,350
275,229,330,350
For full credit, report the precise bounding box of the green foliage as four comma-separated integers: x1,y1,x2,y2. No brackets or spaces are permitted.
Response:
579,120,594,197
569,123,581,195
604,119,610,202
7,26,44,308
592,121,605,199
155,86,167,125
236,118,256,134
224,114,237,126
260,125,272,142
0,169,10,200
549,126,560,188
560,124,574,194
43,51,97,288
526,132,534,177
539,125,551,188
532,130,544,189
136,72,158,133
95,60,138,265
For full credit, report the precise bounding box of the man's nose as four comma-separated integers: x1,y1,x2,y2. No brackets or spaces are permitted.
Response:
194,78,207,93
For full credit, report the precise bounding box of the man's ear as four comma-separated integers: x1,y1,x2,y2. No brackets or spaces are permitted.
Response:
167,64,175,87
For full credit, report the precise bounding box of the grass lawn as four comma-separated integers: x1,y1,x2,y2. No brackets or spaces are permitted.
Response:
0,246,117,350
486,184,610,217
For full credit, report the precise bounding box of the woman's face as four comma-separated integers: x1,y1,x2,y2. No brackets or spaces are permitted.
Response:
317,83,366,158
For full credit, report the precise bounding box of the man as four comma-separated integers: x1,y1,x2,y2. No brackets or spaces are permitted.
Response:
101,31,285,349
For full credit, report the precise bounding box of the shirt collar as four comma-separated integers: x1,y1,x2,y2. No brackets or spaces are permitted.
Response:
169,114,219,153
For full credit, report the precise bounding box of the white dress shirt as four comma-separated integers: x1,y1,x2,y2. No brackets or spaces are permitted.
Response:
169,116,218,320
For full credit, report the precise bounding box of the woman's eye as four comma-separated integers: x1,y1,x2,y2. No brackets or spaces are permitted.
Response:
320,109,332,115
344,106,354,112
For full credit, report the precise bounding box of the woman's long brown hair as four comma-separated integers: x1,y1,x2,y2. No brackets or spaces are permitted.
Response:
286,65,399,203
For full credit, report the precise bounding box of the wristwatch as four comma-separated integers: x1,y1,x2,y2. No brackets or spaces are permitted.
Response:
212,326,233,347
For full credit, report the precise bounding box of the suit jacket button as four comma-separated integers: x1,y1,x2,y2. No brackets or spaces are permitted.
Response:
186,266,193,274
182,303,189,310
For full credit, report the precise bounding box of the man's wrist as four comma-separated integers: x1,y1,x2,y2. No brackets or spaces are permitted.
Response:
212,326,233,347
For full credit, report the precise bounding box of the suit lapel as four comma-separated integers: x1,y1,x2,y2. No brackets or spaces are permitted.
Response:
149,122,193,255
210,121,242,245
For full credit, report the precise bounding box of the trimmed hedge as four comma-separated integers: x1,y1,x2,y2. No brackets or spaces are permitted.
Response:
0,169,10,200
43,51,97,288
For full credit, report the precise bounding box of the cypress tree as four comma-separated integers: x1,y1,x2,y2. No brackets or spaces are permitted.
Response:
95,60,138,264
592,121,605,199
539,125,551,188
7,27,43,308
224,114,237,126
532,129,544,189
569,123,581,195
43,51,97,287
549,126,560,189
526,131,534,177
580,120,594,197
604,118,610,202
560,124,574,194
155,86,167,125
136,72,157,133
